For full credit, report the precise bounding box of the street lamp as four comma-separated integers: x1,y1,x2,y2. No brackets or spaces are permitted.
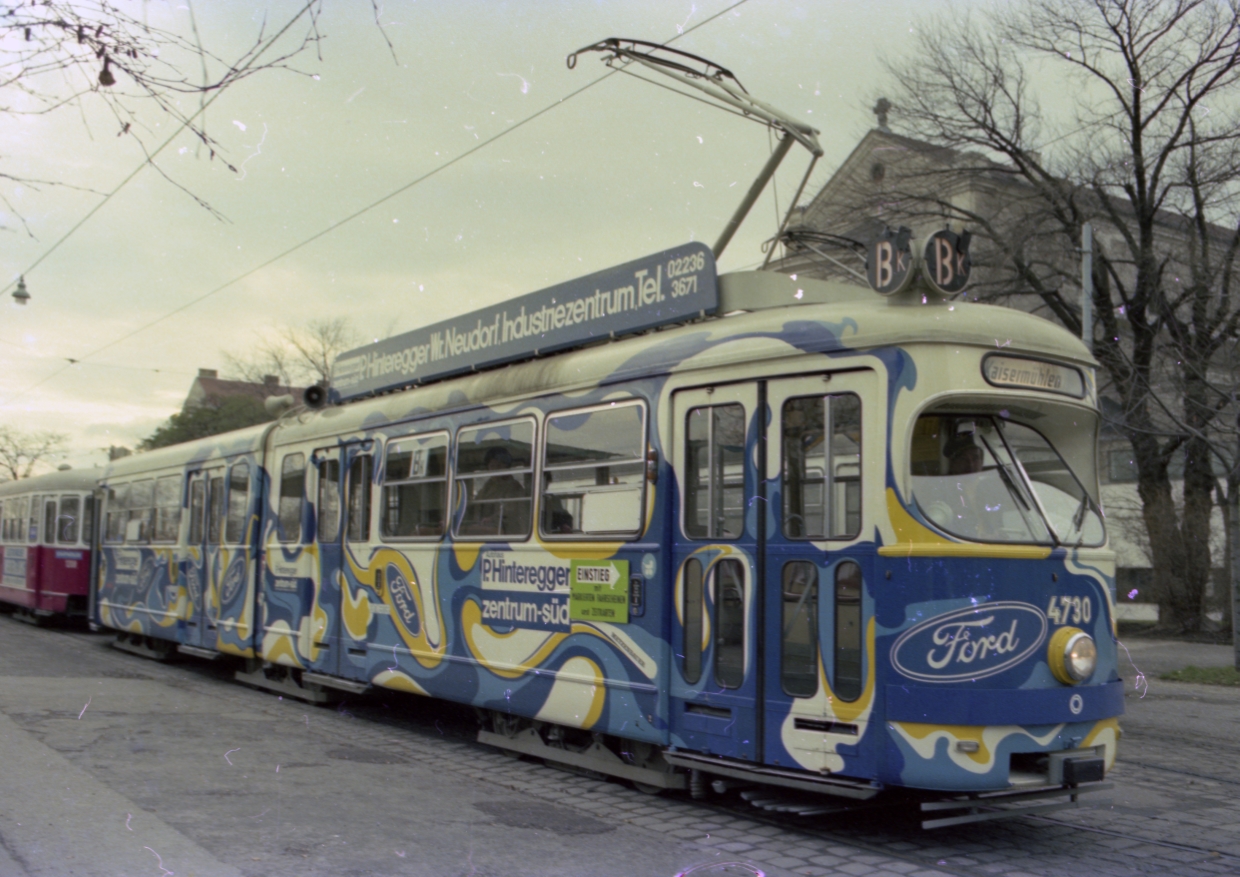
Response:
11,277,30,306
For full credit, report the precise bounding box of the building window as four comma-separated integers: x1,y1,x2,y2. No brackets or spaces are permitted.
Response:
1107,449,1138,483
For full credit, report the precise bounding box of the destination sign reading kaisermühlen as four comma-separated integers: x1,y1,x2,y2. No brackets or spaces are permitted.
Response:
329,243,718,402
982,354,1085,398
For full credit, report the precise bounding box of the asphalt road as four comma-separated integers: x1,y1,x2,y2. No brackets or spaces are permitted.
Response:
1,617,1238,877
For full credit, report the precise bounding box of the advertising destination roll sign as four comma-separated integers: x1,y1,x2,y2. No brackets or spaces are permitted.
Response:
330,242,719,403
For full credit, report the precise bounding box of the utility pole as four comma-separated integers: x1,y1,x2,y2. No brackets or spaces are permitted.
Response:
1081,224,1093,345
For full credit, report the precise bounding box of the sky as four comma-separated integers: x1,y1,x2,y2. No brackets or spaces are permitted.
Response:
0,0,950,472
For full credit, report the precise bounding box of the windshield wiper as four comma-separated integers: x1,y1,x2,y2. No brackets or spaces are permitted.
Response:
976,434,1031,510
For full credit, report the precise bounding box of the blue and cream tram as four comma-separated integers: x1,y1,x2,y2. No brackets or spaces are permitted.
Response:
93,247,1120,825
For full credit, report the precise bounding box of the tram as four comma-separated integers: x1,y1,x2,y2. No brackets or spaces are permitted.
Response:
0,468,96,621
92,244,1122,826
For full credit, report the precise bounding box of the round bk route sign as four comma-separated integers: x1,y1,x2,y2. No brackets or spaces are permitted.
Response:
922,229,972,295
866,226,915,295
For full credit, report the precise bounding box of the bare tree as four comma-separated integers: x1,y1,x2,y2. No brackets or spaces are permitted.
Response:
0,427,67,480
1,1,334,228
844,0,1240,633
224,317,358,388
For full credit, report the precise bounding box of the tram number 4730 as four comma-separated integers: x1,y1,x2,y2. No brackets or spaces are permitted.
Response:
1046,595,1092,626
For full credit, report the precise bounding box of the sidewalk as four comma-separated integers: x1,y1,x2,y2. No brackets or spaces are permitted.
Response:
1113,636,1235,677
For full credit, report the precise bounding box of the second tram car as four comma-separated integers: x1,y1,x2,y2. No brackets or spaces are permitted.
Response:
0,468,96,621
92,260,1121,825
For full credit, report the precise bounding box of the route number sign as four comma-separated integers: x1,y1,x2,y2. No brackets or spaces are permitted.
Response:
866,226,915,296
922,229,972,295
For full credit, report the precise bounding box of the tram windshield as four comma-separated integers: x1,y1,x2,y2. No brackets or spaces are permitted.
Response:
911,414,1104,546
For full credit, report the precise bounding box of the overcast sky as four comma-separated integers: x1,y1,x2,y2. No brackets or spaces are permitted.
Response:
1,0,947,472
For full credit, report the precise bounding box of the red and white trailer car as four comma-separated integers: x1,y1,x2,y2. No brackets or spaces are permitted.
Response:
0,469,96,622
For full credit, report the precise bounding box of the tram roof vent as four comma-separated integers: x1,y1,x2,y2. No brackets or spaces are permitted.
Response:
717,271,872,314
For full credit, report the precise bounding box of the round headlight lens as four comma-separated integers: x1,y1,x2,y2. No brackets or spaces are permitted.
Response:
1048,626,1097,684
1066,632,1097,682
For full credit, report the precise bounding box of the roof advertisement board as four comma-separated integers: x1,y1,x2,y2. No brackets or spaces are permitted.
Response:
329,242,718,403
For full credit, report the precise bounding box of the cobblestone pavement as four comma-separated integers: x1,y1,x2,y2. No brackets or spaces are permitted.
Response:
1,619,1238,877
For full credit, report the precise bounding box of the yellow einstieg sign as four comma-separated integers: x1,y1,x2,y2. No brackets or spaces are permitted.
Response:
570,560,629,623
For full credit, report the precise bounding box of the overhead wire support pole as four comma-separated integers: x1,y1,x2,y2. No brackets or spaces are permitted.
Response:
568,37,823,261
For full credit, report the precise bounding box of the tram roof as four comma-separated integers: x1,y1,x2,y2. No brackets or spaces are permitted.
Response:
94,270,1095,474
101,421,271,482
274,270,1095,445
0,468,98,496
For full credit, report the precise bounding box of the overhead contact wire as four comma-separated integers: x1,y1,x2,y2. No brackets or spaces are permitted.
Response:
3,0,751,404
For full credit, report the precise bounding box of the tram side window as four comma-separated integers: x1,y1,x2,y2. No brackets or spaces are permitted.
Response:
207,473,225,545
126,481,155,543
58,496,80,544
455,420,535,539
541,403,646,538
782,394,861,539
346,456,372,542
834,561,863,702
44,499,57,545
226,464,250,544
277,454,306,542
781,561,819,697
381,434,447,539
154,476,181,543
82,496,94,544
713,559,746,689
104,484,129,543
318,458,341,543
682,558,704,684
28,494,40,543
685,404,745,539
189,480,205,544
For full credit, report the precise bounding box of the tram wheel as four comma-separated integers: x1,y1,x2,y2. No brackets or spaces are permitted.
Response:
631,781,665,796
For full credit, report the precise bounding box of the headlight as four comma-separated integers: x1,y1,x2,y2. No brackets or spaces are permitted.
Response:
1048,627,1097,684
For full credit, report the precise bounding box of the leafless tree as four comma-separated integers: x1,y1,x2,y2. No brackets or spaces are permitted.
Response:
224,317,358,388
0,427,67,480
0,1,393,229
854,0,1240,634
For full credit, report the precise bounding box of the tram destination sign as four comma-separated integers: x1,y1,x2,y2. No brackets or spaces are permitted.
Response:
330,242,718,402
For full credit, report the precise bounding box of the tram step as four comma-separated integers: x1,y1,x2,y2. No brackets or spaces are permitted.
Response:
662,750,880,800
234,665,333,704
301,672,372,695
478,728,687,791
111,634,175,661
919,781,1113,829
177,644,222,660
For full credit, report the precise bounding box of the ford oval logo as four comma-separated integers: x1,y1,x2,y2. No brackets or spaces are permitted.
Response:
219,558,246,606
890,601,1047,683
387,564,420,636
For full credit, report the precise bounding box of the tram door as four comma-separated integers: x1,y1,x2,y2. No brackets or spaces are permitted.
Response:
670,384,762,762
764,372,874,771
185,467,225,647
310,441,373,678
